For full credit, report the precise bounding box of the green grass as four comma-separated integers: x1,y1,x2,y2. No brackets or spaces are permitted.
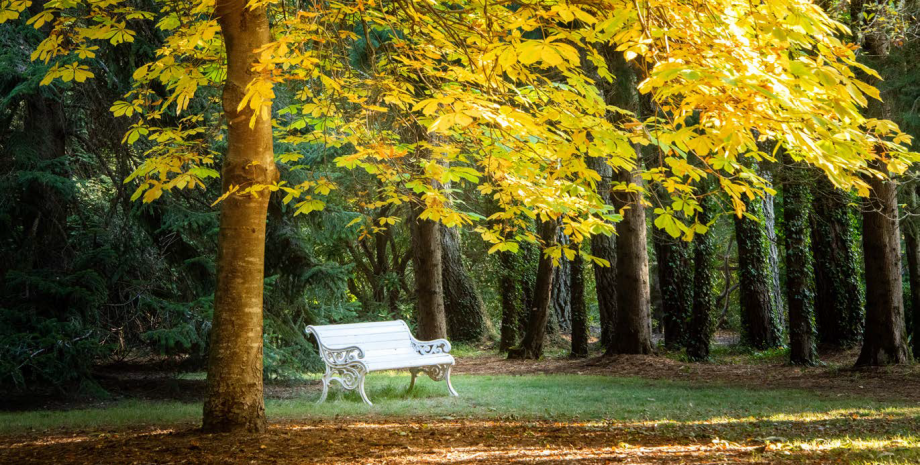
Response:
1,373,916,433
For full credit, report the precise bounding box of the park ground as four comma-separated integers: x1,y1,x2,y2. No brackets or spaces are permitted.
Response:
1,342,919,464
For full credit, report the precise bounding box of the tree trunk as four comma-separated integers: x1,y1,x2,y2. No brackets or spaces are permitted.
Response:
586,156,617,349
440,225,487,342
857,160,909,366
570,253,588,357
851,0,910,367
498,250,521,352
410,205,447,340
763,190,785,329
734,197,782,350
508,221,557,359
653,219,693,351
607,165,654,355
902,187,920,360
782,163,817,365
686,190,717,361
810,177,864,348
599,47,652,355
551,229,572,334
203,1,275,433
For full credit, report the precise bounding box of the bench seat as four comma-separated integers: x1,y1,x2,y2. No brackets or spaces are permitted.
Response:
306,320,458,405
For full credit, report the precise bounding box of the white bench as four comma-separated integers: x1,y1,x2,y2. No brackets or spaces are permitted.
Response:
305,320,458,405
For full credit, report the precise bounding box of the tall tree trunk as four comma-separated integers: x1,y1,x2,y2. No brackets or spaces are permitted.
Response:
203,1,275,433
902,186,920,360
734,197,782,350
686,189,717,361
782,162,817,365
810,177,864,348
440,225,487,342
508,221,557,359
852,0,909,366
607,165,654,355
653,219,693,351
586,156,617,349
410,205,447,340
601,48,653,355
858,160,909,365
570,253,588,357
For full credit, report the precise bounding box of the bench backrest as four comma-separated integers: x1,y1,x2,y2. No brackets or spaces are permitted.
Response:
307,320,415,360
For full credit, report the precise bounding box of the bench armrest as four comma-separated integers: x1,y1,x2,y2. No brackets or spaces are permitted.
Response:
318,345,365,365
410,337,452,355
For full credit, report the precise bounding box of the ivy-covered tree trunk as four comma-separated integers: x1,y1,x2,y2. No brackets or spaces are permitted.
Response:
763,190,785,329
410,205,447,340
440,225,487,342
810,177,864,348
782,163,817,365
902,187,920,360
551,229,572,334
653,222,693,350
734,197,782,350
508,221,557,359
586,155,617,349
203,0,275,433
498,250,522,351
686,189,717,361
570,253,588,357
858,160,909,366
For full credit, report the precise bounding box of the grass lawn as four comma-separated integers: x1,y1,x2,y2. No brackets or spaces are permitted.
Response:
2,372,918,463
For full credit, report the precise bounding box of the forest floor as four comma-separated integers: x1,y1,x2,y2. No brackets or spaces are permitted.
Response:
1,342,919,464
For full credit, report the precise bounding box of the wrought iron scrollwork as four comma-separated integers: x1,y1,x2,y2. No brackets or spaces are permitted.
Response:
411,338,451,355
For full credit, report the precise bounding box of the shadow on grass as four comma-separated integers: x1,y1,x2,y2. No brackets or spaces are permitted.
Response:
2,414,917,464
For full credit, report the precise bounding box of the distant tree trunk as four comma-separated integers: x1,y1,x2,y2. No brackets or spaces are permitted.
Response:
858,160,909,366
810,177,864,348
763,190,785,329
551,229,572,334
686,190,717,361
440,225,487,342
587,156,618,349
607,165,654,355
782,162,817,365
600,47,653,356
653,219,693,350
508,221,557,359
902,187,920,360
570,254,588,357
203,0,275,433
734,197,782,350
852,0,909,366
410,205,447,340
498,250,522,352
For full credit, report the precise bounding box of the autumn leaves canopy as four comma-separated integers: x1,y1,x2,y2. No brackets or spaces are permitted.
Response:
4,0,916,250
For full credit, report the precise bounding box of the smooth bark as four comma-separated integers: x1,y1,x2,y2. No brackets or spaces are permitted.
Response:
204,0,275,433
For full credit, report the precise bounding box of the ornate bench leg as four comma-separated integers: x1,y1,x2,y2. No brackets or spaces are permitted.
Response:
318,369,330,404
357,374,372,406
445,364,459,397
408,368,420,392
